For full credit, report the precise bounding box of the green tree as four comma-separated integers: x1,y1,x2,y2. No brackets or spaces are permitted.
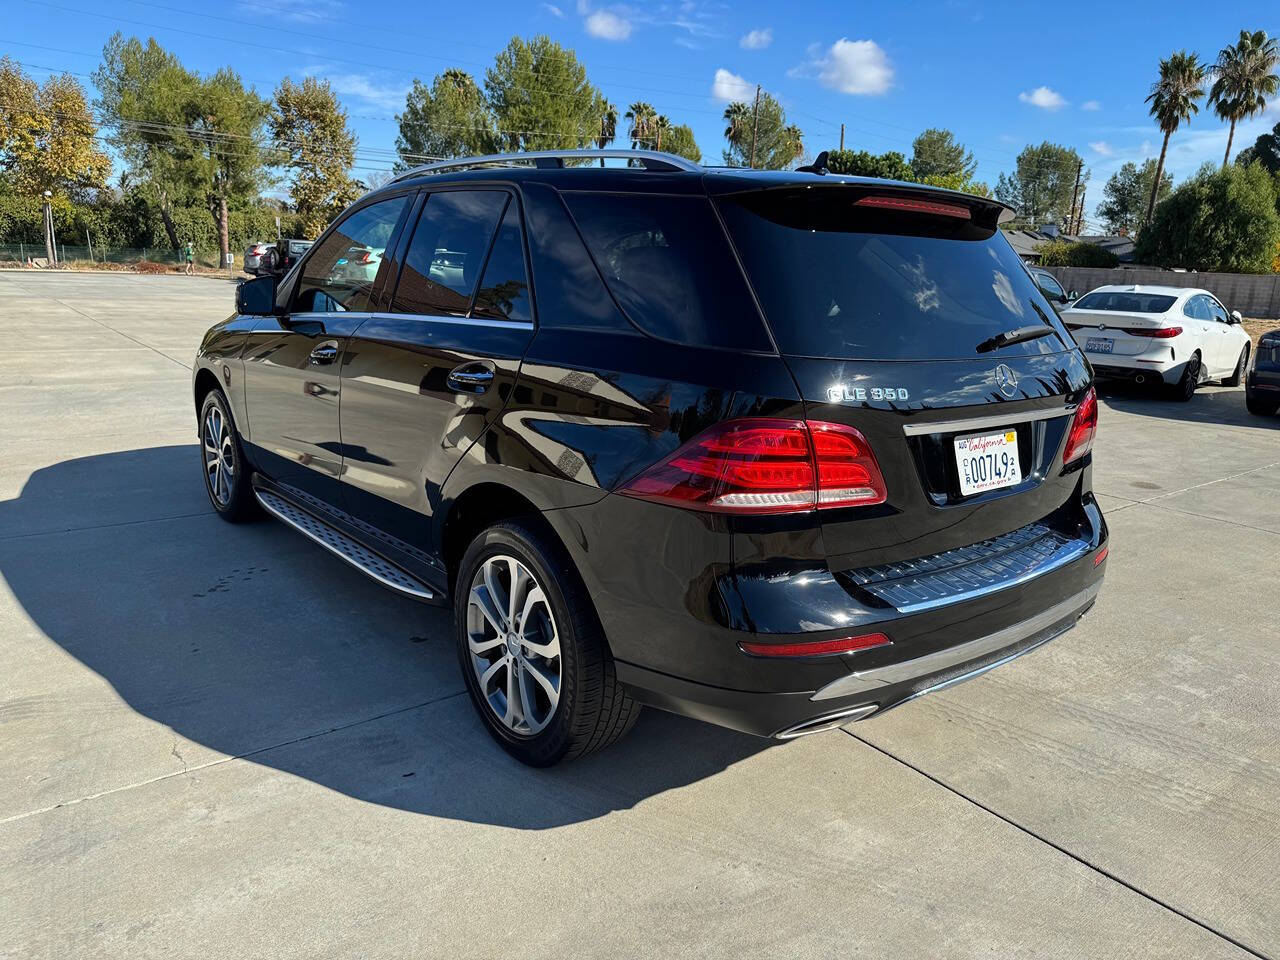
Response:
910,128,976,181
1097,159,1172,235
270,76,358,239
917,172,990,196
0,58,109,209
1037,239,1120,268
595,100,617,162
654,115,672,151
485,35,604,151
826,149,914,180
625,101,657,148
1208,30,1279,167
994,142,1085,229
1234,121,1280,174
1133,162,1280,272
93,34,202,252
721,92,802,169
1144,50,1207,225
662,123,701,163
396,69,496,165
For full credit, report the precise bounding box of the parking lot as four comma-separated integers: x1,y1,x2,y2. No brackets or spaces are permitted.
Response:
1,270,1277,958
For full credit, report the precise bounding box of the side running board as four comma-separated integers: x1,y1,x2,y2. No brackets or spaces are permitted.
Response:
254,488,436,602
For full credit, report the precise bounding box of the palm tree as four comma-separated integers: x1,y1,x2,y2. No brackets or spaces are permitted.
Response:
654,115,672,151
596,101,617,166
779,124,805,168
625,101,657,150
722,101,752,163
1208,30,1280,167
1144,51,1207,226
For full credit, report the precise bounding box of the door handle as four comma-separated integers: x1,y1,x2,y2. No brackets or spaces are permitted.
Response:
447,363,495,394
309,341,339,365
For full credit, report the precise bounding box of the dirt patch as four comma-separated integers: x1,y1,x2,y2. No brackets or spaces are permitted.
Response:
1244,318,1280,349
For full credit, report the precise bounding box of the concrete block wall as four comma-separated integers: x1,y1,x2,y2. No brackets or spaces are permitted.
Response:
1045,267,1280,318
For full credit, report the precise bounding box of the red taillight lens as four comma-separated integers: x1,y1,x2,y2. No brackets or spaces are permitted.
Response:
620,418,887,514
1123,325,1182,338
359,251,375,264
1063,386,1098,465
740,632,891,658
854,195,972,219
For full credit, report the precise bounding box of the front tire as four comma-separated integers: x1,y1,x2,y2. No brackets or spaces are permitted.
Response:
1223,345,1249,387
199,388,257,522
1167,352,1201,402
454,521,641,766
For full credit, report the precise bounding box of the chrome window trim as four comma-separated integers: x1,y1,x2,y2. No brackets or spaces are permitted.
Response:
901,403,1076,436
365,311,534,332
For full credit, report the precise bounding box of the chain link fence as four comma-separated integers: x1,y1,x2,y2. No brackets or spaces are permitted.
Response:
0,243,242,271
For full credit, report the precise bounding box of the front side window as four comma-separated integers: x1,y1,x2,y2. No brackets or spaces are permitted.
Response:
392,190,508,317
294,197,408,312
1038,273,1065,299
1208,298,1230,324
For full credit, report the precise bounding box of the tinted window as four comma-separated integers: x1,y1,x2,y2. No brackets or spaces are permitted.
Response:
393,190,507,317
294,199,406,312
1182,295,1209,320
1075,291,1177,313
563,192,770,351
719,189,1066,360
1037,273,1065,299
473,201,531,324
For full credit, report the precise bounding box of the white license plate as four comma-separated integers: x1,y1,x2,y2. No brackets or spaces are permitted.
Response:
1085,337,1114,354
954,430,1022,496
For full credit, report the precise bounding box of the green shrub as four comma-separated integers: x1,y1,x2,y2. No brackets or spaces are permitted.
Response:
1038,239,1120,268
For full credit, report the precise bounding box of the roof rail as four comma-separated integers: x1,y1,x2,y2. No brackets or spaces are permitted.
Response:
390,149,701,182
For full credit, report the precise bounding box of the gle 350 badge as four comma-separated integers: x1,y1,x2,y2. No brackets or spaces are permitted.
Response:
827,384,910,402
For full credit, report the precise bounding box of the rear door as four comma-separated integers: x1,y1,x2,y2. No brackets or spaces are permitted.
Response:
241,194,411,504
715,184,1091,570
336,187,534,550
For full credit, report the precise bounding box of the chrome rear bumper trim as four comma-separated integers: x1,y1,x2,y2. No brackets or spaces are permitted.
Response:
901,403,1076,436
811,581,1101,701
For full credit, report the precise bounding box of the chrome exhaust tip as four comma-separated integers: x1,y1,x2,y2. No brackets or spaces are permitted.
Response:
774,703,878,740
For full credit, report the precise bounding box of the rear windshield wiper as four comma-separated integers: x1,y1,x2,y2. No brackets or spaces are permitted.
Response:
975,324,1059,353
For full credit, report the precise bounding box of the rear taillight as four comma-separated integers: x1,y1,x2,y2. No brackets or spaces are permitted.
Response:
1063,386,1097,465
358,251,375,264
740,632,891,658
620,418,887,514
1123,325,1182,338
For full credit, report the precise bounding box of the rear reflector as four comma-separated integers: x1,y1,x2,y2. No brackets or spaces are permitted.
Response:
1063,386,1098,465
740,632,891,658
854,195,972,219
1123,326,1181,338
620,418,887,514
1094,545,1109,566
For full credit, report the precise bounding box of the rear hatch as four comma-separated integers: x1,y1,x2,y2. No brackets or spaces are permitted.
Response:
1063,290,1181,357
714,182,1092,571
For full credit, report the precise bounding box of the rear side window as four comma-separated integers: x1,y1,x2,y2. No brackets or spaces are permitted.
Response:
393,190,507,317
718,189,1067,360
1075,291,1177,313
472,201,532,324
294,197,407,312
562,192,771,351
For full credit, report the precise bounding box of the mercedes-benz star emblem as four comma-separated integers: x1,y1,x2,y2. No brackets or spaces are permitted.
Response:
994,363,1018,398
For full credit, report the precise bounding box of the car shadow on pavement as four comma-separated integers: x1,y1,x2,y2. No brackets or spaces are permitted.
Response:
0,445,771,829
1096,381,1280,430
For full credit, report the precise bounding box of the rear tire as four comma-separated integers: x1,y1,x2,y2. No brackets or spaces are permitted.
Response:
199,388,258,522
1223,345,1249,387
1167,352,1201,402
1246,393,1279,416
454,520,641,766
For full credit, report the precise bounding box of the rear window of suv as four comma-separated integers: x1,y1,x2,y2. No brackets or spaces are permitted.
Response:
1074,291,1176,313
718,188,1068,360
562,192,772,352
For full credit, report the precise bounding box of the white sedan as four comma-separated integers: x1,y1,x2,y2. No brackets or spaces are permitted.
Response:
1061,284,1252,401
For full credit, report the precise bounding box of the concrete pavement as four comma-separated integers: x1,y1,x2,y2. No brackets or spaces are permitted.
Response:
1,271,1276,959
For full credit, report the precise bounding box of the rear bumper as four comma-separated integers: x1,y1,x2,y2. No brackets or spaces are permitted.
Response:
1089,353,1182,384
618,580,1100,738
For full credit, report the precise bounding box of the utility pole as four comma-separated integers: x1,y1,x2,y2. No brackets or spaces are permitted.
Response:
749,84,761,169
839,123,845,151
42,190,57,266
1068,159,1083,236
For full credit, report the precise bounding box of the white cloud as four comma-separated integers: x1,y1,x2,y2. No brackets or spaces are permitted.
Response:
792,38,893,95
1019,86,1068,110
585,8,632,40
316,72,409,110
1081,100,1101,111
740,28,773,50
1089,141,1113,156
711,67,755,102
542,2,564,16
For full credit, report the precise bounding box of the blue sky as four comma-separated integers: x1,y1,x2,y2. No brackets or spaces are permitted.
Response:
6,0,1278,229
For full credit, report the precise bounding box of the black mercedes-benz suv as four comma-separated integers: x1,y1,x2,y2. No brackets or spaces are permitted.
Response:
194,149,1107,766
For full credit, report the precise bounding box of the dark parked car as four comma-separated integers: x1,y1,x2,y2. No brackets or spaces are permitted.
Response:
1028,266,1076,307
1246,327,1280,416
194,150,1107,766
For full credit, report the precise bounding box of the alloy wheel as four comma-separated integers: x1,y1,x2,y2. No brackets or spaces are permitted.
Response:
465,554,563,736
203,405,236,507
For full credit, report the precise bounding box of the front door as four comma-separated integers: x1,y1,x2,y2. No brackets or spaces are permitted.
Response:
241,194,412,505
337,189,534,555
